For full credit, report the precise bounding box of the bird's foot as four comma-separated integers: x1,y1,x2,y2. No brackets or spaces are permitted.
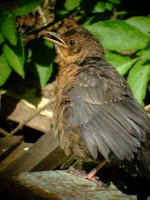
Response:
68,166,106,186
68,166,98,180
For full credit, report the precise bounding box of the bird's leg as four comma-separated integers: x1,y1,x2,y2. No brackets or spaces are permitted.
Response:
86,159,107,181
69,159,107,182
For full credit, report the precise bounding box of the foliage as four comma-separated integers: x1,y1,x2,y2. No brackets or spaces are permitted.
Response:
0,0,150,105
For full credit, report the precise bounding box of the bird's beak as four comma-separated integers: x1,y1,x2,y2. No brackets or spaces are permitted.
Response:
43,31,67,47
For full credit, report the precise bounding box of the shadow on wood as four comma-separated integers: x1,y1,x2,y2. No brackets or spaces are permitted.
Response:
0,131,69,193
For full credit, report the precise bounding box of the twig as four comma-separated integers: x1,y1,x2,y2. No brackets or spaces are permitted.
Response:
36,5,47,25
0,128,9,136
7,100,53,137
25,6,80,37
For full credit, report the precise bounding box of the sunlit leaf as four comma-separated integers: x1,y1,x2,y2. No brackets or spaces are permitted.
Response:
35,63,53,88
137,47,150,60
92,2,106,13
105,51,139,75
105,3,113,11
116,58,139,75
84,20,149,51
128,61,150,105
126,16,150,35
3,42,24,78
105,51,131,68
64,0,81,10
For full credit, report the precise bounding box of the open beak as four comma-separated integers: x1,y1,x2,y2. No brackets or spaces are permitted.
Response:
43,31,67,47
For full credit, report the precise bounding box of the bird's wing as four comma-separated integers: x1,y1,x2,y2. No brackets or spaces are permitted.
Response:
67,64,150,161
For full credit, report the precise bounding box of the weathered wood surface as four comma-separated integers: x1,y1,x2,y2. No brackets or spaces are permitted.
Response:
0,132,68,179
1,94,51,133
0,136,23,161
1,170,139,200
0,142,33,172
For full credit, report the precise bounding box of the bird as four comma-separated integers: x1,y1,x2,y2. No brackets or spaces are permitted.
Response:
44,28,150,180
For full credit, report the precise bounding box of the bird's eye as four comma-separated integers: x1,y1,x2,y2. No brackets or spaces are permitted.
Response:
68,39,76,46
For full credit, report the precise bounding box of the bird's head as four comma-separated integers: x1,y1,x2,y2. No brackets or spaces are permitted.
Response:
44,28,104,66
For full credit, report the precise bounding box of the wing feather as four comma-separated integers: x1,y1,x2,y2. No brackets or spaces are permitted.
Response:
67,64,150,161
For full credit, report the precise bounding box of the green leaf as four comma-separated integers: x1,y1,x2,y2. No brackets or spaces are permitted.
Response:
0,11,17,45
83,17,94,26
0,33,4,44
19,37,25,64
15,0,44,16
105,3,113,11
116,58,139,75
92,2,106,13
0,54,12,86
56,10,69,15
64,0,81,10
84,20,149,51
26,38,55,87
105,51,138,75
105,51,131,68
35,63,53,88
128,61,150,105
137,47,150,60
3,42,25,78
108,0,121,4
92,2,113,13
126,16,150,35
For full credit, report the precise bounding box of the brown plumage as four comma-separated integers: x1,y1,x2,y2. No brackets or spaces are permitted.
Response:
44,28,150,179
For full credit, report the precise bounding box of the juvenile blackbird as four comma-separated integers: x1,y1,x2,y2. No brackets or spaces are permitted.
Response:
44,28,150,179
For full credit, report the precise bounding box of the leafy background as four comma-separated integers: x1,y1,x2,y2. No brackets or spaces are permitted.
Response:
0,0,150,105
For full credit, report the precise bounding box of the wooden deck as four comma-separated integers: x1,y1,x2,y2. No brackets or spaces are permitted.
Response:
0,94,150,200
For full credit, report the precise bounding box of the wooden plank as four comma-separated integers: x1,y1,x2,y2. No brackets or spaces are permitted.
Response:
1,95,51,133
0,142,33,171
0,136,23,161
0,171,139,200
0,131,68,179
